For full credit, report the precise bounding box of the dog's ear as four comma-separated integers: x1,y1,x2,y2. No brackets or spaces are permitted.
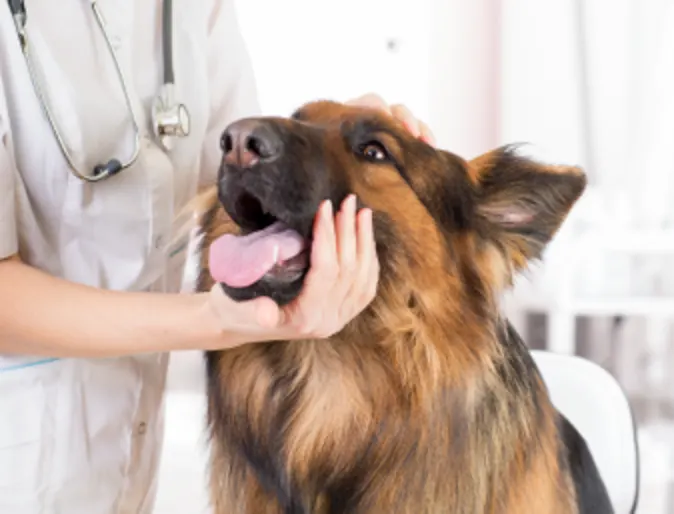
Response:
468,145,587,271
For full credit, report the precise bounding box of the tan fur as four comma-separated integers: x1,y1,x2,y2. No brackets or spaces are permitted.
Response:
194,101,590,513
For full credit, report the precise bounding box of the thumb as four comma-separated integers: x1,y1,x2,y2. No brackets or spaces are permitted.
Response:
208,284,281,333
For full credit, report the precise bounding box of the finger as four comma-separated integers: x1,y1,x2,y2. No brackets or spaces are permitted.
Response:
354,218,381,312
338,206,376,321
308,199,338,277
291,200,339,324
355,207,380,308
333,195,359,323
391,104,421,138
251,296,283,330
366,228,381,302
208,285,281,336
295,201,339,308
336,194,358,274
356,206,374,266
346,93,391,114
419,120,436,146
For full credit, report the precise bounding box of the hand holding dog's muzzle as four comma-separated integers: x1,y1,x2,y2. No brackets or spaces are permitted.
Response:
275,194,379,339
205,195,379,347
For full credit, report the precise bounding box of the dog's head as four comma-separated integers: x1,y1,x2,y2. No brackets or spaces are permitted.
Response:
209,100,586,315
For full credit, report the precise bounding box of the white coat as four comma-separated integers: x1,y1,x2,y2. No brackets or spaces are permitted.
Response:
0,0,260,512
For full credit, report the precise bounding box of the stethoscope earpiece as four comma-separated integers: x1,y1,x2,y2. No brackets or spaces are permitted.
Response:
8,0,190,182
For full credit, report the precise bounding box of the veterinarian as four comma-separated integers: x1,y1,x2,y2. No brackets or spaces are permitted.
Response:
0,1,434,513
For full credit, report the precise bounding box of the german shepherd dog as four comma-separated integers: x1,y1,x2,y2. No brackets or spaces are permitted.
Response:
195,100,614,513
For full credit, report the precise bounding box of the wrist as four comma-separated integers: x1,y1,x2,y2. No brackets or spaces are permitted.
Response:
168,292,226,351
172,290,261,351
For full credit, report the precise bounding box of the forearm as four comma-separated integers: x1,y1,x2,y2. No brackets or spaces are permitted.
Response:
0,257,223,357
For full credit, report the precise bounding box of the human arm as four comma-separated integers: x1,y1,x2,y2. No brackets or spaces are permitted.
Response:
0,195,373,357
0,109,374,356
0,90,230,357
0,120,227,356
0,255,226,357
0,112,428,359
0,0,434,357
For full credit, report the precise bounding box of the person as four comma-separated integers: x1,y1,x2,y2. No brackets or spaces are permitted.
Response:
0,1,435,512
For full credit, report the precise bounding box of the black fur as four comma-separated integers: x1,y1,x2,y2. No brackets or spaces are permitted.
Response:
474,145,588,261
343,117,476,235
497,322,614,513
204,112,619,513
206,346,308,513
220,275,305,306
558,414,615,513
216,116,353,306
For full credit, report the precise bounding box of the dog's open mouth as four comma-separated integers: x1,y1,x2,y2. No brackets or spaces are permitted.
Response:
209,190,310,288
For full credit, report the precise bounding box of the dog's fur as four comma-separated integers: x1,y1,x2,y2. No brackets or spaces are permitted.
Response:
194,100,614,513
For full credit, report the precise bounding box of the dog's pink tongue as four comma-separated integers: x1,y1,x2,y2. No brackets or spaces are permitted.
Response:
208,221,306,288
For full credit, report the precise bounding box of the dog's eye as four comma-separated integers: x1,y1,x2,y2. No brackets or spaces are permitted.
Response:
360,142,389,162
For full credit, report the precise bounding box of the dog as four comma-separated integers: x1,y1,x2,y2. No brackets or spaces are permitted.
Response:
194,99,614,514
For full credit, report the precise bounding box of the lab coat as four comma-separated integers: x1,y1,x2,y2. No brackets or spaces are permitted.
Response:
0,0,260,512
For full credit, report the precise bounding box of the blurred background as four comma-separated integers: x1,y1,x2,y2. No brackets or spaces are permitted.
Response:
159,1,674,512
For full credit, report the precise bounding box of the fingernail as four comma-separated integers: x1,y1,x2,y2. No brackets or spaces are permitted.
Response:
323,199,333,218
342,194,356,213
349,194,357,212
357,206,371,224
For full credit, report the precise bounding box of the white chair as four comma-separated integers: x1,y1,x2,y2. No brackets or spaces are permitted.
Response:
532,350,640,514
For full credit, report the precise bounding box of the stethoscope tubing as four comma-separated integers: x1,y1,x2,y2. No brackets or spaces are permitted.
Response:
7,0,184,182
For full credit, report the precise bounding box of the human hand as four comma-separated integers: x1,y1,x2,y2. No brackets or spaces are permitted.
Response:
346,93,436,146
206,194,378,345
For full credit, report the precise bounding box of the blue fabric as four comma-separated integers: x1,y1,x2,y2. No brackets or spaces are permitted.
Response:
0,357,59,373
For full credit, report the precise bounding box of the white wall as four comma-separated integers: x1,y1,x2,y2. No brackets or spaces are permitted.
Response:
234,0,505,162
234,0,432,124
428,0,501,159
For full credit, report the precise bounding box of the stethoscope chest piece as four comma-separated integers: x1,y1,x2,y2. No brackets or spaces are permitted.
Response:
151,83,191,152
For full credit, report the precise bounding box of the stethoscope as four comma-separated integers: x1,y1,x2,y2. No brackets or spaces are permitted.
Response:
7,0,191,182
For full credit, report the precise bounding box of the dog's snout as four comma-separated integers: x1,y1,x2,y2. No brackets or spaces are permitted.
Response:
221,119,281,169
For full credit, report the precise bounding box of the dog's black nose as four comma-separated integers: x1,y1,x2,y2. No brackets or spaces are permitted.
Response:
221,119,281,169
